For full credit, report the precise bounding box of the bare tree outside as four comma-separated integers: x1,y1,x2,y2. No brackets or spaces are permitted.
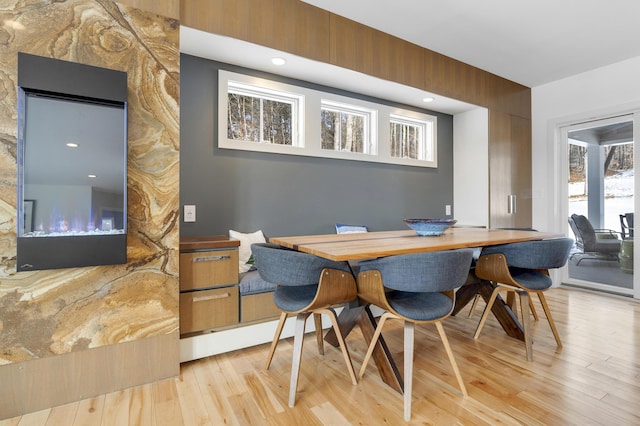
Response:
321,109,364,152
228,93,293,145
228,93,260,142
390,121,420,159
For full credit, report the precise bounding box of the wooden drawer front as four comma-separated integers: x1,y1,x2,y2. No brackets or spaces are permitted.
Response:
180,286,239,333
241,292,281,323
180,249,238,291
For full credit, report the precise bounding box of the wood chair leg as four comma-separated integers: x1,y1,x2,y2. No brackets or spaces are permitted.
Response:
537,292,563,349
435,321,467,397
473,286,501,339
319,307,357,385
288,312,310,407
404,321,415,422
506,291,516,310
518,290,533,362
265,311,288,370
529,297,539,321
467,294,481,318
358,312,394,379
313,313,324,355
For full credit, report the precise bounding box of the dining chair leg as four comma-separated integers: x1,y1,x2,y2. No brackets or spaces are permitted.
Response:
506,291,516,310
518,290,533,362
265,311,288,370
289,312,310,407
529,297,539,321
313,313,324,355
435,321,467,397
319,307,357,385
358,312,394,379
404,321,415,422
473,286,501,339
467,294,481,318
537,292,563,349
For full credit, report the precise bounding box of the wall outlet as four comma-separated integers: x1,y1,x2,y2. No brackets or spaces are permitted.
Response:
445,204,451,216
184,205,196,222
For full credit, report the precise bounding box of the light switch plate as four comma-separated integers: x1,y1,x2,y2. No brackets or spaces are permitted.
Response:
184,205,196,222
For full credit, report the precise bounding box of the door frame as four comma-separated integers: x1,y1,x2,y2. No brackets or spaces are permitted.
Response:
554,109,639,299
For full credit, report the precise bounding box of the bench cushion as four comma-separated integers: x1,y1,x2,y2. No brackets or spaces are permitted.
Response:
239,270,277,295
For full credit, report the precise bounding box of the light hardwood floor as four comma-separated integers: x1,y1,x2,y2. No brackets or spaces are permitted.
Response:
3,287,640,425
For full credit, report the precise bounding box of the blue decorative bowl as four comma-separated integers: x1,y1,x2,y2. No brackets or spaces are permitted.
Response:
403,218,457,236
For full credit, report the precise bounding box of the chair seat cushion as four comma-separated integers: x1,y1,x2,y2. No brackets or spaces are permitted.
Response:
510,268,552,290
387,291,453,321
273,284,318,312
239,270,277,295
593,238,621,254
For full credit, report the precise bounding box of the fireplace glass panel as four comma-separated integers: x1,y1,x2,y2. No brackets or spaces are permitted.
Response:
20,94,126,238
16,53,127,271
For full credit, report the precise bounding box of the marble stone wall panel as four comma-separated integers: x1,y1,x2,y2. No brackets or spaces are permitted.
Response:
0,0,179,365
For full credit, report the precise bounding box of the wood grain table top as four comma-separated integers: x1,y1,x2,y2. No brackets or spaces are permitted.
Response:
269,228,563,261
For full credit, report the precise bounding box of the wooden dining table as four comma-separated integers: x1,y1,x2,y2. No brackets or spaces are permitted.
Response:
269,227,563,394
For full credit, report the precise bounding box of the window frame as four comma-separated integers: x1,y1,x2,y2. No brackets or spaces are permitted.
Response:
389,113,436,163
320,99,377,155
218,69,438,168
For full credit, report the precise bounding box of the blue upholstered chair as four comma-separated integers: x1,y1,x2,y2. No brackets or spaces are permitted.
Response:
357,249,474,421
251,243,358,407
473,238,573,361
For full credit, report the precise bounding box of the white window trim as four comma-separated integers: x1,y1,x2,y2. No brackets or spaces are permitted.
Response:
227,81,303,147
218,69,438,168
389,113,436,163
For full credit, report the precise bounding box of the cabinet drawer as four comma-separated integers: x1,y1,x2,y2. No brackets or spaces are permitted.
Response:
180,249,238,291
241,292,281,323
180,286,239,334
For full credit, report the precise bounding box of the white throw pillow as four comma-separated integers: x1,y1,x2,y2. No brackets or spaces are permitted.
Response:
229,229,266,273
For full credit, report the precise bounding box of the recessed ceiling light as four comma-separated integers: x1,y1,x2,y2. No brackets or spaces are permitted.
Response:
66,142,79,148
271,57,286,66
88,174,97,178
423,97,435,103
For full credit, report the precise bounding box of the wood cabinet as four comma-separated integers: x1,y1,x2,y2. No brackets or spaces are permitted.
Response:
489,111,532,228
179,236,240,335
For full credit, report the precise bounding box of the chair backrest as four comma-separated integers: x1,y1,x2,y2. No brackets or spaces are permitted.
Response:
570,214,596,250
358,249,474,293
251,243,351,286
480,238,574,270
568,216,584,250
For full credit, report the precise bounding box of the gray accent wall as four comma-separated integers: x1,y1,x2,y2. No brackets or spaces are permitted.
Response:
180,54,454,238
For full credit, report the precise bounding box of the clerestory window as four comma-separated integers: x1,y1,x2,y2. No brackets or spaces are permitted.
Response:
390,114,435,162
218,69,437,168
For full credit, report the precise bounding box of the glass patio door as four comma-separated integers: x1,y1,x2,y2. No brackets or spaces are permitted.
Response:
564,115,635,296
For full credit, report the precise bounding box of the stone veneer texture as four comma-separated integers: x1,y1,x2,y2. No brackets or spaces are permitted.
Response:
0,0,179,364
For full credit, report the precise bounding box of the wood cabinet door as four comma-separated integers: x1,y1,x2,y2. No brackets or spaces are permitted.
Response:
489,111,532,228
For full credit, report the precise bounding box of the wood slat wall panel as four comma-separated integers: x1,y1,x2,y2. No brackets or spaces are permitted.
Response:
0,333,179,420
329,14,425,89
180,0,331,63
119,0,179,19
489,110,513,228
511,115,533,228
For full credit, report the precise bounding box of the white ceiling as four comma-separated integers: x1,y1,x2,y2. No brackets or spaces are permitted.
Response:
302,0,640,87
